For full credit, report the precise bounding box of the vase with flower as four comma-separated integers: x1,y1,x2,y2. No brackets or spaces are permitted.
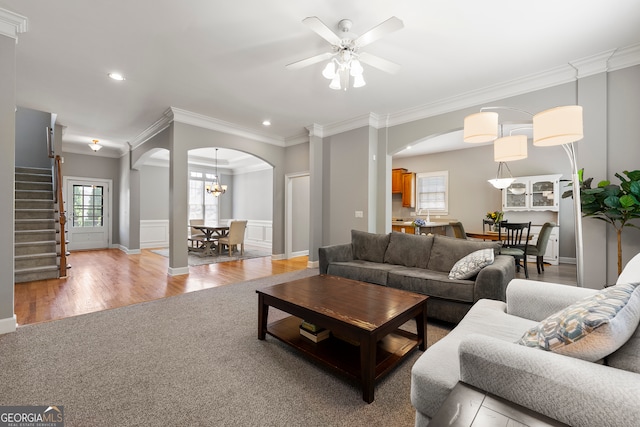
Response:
486,211,504,231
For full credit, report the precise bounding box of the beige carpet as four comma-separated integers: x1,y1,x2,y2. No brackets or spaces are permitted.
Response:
0,270,452,426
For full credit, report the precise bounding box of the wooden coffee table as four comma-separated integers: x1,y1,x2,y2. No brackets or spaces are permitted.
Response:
257,274,428,403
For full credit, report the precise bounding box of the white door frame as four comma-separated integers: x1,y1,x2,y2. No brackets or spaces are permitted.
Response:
284,172,310,260
63,176,113,250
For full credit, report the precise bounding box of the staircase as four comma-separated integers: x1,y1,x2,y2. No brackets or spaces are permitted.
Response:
15,166,66,283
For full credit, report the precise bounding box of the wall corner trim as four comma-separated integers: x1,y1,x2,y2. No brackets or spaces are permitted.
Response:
0,8,28,40
168,266,190,276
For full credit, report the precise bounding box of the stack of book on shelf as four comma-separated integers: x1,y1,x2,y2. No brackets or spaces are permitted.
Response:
299,320,330,343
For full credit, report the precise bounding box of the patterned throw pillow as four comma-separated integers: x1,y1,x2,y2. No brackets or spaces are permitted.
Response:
448,248,494,280
517,282,640,362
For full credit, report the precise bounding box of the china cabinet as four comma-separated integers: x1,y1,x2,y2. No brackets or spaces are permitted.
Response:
502,174,562,212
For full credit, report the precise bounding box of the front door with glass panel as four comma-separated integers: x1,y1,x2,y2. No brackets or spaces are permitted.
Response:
66,179,110,250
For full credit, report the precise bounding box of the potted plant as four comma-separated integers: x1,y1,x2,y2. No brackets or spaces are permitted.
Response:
563,169,640,275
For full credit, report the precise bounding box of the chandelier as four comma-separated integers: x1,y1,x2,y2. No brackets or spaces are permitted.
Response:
321,48,365,90
206,148,227,197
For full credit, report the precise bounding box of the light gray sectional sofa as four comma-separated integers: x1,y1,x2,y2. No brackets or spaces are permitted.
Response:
318,230,515,323
411,253,640,427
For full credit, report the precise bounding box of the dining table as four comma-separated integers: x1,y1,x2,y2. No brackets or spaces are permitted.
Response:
191,225,230,256
465,231,533,241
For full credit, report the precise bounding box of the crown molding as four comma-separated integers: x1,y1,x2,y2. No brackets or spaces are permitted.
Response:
0,8,28,41
170,107,285,147
284,132,309,146
306,124,324,138
130,108,174,150
608,43,640,71
570,49,617,78
318,112,383,138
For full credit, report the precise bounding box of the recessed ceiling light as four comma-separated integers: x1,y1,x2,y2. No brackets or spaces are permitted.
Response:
108,72,125,81
262,120,271,126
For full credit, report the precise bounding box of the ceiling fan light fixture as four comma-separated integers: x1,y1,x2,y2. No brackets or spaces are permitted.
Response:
329,74,341,90
353,74,366,88
322,61,336,79
350,59,364,76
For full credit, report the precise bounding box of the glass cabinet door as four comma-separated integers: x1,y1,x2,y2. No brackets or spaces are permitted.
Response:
531,179,556,209
504,182,527,209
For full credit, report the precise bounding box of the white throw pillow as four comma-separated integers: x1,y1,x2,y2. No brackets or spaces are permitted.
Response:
448,248,495,280
517,282,640,362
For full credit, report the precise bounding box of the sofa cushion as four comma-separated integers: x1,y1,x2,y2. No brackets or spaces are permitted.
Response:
387,267,475,303
517,282,640,362
384,232,434,269
326,260,395,286
449,248,495,280
351,229,390,263
426,234,500,273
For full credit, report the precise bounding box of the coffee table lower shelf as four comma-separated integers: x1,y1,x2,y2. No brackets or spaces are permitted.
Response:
266,316,420,386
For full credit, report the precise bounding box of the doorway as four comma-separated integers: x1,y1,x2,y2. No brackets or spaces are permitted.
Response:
64,177,112,250
285,173,310,259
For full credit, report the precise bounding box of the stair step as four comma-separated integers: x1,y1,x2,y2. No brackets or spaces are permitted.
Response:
15,265,60,283
15,172,52,183
15,189,54,200
15,199,55,210
15,253,58,269
15,219,56,231
15,241,57,256
15,209,55,220
15,229,57,243
15,181,53,191
15,166,51,175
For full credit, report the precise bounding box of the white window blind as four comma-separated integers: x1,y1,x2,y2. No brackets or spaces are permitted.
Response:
416,171,449,214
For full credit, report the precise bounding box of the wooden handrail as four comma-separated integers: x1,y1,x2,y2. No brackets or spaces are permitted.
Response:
55,155,68,278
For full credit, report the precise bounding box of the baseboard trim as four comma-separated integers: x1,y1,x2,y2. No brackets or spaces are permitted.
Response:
118,245,141,255
168,266,189,276
559,257,577,264
271,253,285,261
307,260,319,269
0,315,17,335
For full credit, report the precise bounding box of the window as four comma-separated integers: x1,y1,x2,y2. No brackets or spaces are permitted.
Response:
189,171,221,224
416,171,448,214
72,185,104,227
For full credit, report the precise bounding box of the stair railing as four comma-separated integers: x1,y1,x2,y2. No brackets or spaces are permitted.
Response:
54,154,68,278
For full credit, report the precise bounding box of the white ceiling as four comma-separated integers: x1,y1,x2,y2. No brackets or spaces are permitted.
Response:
3,0,640,164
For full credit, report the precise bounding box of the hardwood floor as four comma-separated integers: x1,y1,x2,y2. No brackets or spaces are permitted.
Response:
14,248,577,327
14,248,309,326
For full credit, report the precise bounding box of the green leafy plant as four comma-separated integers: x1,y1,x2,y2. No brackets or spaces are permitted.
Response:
562,169,640,275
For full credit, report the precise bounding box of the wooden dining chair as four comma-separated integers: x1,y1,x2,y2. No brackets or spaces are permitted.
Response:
522,222,557,274
218,220,248,256
498,221,531,278
482,218,494,233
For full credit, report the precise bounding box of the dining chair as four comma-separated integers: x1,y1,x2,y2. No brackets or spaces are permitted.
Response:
482,218,494,233
449,221,467,239
498,221,531,278
188,219,206,250
218,220,248,256
523,222,557,274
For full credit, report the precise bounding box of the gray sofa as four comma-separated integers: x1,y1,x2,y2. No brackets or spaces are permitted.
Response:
318,230,515,323
411,253,640,427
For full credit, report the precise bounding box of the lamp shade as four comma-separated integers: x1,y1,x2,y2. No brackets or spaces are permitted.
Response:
533,105,583,146
463,112,499,143
494,135,528,162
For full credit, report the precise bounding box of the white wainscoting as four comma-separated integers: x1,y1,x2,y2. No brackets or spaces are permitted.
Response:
140,220,170,249
222,219,272,249
141,219,272,250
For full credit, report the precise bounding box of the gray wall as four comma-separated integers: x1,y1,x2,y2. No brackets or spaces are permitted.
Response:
292,175,310,253
0,34,16,331
15,107,52,169
231,168,273,221
139,165,169,220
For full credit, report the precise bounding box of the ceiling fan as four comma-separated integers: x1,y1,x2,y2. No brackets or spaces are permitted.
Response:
287,16,404,90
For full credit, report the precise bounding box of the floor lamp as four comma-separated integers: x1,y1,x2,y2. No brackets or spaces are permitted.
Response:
464,105,585,287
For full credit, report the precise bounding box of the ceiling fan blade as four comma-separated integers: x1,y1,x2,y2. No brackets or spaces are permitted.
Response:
286,52,333,70
359,52,401,74
355,16,404,48
302,16,342,46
